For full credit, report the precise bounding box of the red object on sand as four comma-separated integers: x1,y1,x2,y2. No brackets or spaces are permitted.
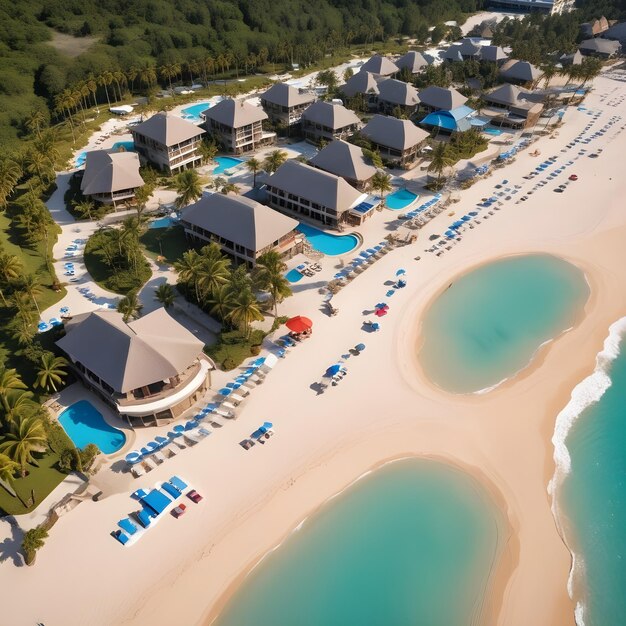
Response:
375,308,387,317
285,316,313,333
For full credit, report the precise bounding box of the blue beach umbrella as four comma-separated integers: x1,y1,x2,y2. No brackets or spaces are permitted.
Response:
462,215,471,221
172,425,185,433
326,364,343,377
371,322,380,331
469,211,478,216
263,421,273,429
155,436,168,445
396,269,406,276
125,452,141,464
218,387,233,396
168,430,182,439
146,441,160,451
184,421,197,431
140,447,152,456
355,343,366,351
375,302,388,309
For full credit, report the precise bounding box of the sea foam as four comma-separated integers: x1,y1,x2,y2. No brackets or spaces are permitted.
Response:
549,316,626,626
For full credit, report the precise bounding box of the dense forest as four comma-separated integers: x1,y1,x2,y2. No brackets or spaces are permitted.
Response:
1,0,625,147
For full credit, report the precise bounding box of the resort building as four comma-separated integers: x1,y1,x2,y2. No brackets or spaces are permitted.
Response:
130,113,205,174
578,38,621,58
482,84,544,129
376,79,420,116
469,20,496,38
341,71,380,109
360,115,429,169
260,83,316,126
499,60,541,86
395,51,430,74
202,98,274,154
309,140,377,191
180,193,301,267
479,45,509,65
487,0,574,15
443,46,464,63
301,101,361,144
266,159,377,228
80,150,144,209
417,86,468,114
56,308,215,427
580,16,610,38
360,54,399,77
560,50,584,66
602,21,626,46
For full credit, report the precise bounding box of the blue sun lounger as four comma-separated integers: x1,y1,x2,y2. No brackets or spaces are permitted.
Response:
113,529,130,545
161,481,182,499
118,518,138,536
169,476,188,492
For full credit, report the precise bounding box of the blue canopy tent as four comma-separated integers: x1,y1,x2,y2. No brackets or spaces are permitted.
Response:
141,489,172,516
420,105,476,134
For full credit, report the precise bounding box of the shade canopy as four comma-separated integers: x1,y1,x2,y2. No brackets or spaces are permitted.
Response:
286,316,313,333
326,364,343,376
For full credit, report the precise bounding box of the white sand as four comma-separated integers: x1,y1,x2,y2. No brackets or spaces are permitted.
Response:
2,74,626,626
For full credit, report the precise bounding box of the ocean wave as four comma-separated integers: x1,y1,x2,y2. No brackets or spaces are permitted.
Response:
549,316,626,626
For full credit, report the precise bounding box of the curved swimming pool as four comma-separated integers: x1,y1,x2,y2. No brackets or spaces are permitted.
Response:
59,400,126,454
213,156,244,175
181,102,211,123
296,223,359,256
386,189,418,210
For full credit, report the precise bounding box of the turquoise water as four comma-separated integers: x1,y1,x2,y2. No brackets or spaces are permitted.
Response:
111,140,135,151
214,459,501,626
285,269,303,283
296,223,358,256
58,400,126,454
483,127,503,136
213,156,244,175
557,321,626,625
181,102,210,122
149,216,177,229
386,188,418,210
419,255,589,393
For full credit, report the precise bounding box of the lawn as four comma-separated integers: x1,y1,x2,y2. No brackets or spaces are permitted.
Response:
0,452,68,516
140,225,189,265
205,329,266,370
0,208,66,388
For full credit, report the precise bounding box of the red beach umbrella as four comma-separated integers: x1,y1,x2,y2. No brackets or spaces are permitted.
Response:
286,316,313,333
375,308,387,317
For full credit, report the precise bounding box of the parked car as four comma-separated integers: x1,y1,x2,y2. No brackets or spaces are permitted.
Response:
187,490,203,504
172,504,187,518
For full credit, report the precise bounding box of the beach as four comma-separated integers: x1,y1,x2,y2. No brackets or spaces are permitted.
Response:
1,74,626,626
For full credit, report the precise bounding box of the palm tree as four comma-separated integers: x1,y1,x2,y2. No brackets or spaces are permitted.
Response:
427,142,454,186
207,283,235,322
198,257,231,299
97,71,114,107
17,274,43,316
3,391,35,424
154,283,175,309
0,252,22,305
0,368,27,413
160,63,181,92
25,109,46,139
253,251,292,315
246,157,261,187
541,62,557,90
35,354,68,393
197,139,218,165
22,526,48,565
117,292,143,322
0,453,19,496
0,415,47,477
174,249,204,302
371,171,392,206
263,150,288,174
228,290,264,337
72,198,95,220
139,64,157,89
220,182,240,195
174,169,202,209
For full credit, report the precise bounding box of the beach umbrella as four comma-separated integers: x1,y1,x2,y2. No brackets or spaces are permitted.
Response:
235,376,248,384
155,436,168,446
218,387,233,396
172,425,185,433
375,308,387,317
140,447,152,456
250,357,266,368
366,248,377,255
325,364,343,377
429,234,440,240
226,381,241,390
395,269,406,276
359,251,370,259
125,452,142,464
371,322,380,331
355,343,366,351
184,421,197,431
375,302,388,309
146,441,160,451
462,215,471,222
469,211,478,216
285,316,313,333
263,421,273,429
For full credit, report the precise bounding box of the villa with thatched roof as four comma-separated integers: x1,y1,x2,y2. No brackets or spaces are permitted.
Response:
377,79,420,116
360,54,399,77
180,193,301,267
482,84,544,129
309,140,377,191
360,115,429,168
80,149,144,209
301,101,361,144
260,83,316,126
57,308,214,426
499,60,541,86
341,71,380,109
395,51,430,74
202,98,275,154
131,112,205,174
578,38,621,58
417,86,468,114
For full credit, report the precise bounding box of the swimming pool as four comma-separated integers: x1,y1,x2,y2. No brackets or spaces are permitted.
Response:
149,216,178,229
111,140,135,151
285,269,304,283
213,156,244,175
75,151,88,167
58,400,126,454
296,223,359,256
181,102,211,123
386,189,418,210
483,127,503,136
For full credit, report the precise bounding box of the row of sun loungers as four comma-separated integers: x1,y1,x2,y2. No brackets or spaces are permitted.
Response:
331,241,392,288
239,422,275,450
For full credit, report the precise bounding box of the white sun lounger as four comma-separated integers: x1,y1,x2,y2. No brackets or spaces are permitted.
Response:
184,430,202,444
214,407,235,419
131,464,145,478
221,401,237,412
162,443,178,457
228,392,245,405
151,451,167,464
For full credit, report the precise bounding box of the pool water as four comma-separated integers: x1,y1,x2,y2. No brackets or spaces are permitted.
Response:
149,216,178,229
213,156,244,175
285,269,304,283
58,400,126,454
75,151,88,167
181,102,211,123
213,459,502,626
419,254,589,393
483,127,503,136
386,189,418,210
111,140,135,151
296,223,359,256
